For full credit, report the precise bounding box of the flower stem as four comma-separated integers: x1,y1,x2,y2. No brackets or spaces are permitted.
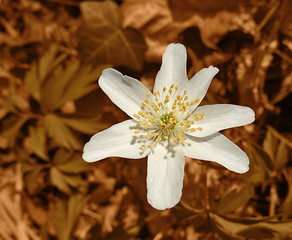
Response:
202,163,210,213
179,200,201,214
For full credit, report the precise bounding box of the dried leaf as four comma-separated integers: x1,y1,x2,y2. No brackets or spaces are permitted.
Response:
78,1,146,71
52,148,88,174
24,44,102,112
28,120,48,160
104,223,141,240
215,185,253,215
50,167,86,194
282,169,292,218
121,0,183,62
1,115,28,147
45,114,82,150
57,113,110,135
263,126,291,171
213,213,292,239
41,61,103,112
24,45,67,101
54,194,89,240
22,162,43,194
240,143,273,184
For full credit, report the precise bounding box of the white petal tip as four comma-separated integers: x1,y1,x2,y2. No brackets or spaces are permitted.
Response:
228,155,250,174
247,107,256,124
82,154,98,163
147,195,181,210
167,43,186,49
82,154,97,163
236,164,250,174
99,68,119,87
82,141,102,163
208,65,219,75
164,43,186,56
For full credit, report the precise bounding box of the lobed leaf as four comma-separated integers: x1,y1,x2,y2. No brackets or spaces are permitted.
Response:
57,113,110,135
52,148,88,174
263,126,291,171
54,194,89,240
45,114,82,150
1,115,28,147
24,45,67,101
239,142,273,185
41,61,103,112
214,185,253,215
24,44,103,112
282,169,292,218
22,161,43,194
28,120,48,160
78,1,146,71
212,213,292,239
50,167,86,194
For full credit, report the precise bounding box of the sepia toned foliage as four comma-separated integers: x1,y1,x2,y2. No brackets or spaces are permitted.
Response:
0,0,291,239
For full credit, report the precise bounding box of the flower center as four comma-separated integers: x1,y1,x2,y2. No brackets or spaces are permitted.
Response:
133,84,205,151
160,113,177,130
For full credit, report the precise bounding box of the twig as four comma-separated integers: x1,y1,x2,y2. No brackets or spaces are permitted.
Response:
269,181,279,216
48,0,80,6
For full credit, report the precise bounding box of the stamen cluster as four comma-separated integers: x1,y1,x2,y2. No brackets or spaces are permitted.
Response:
133,85,205,151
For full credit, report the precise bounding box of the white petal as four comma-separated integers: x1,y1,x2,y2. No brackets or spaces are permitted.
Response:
185,66,219,109
99,68,152,118
154,43,188,93
83,120,150,162
183,133,249,173
147,143,185,210
186,104,255,137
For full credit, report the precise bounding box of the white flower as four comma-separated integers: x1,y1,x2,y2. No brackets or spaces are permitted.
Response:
83,43,255,210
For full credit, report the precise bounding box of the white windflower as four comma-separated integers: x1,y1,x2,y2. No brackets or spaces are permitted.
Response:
83,43,255,210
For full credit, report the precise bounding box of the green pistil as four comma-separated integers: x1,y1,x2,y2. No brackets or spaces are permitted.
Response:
160,113,171,124
160,113,177,130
